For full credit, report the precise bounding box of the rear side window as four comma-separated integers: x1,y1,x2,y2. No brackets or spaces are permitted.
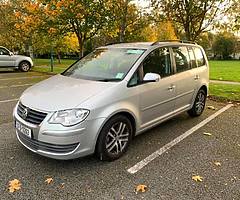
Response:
172,46,190,73
188,47,197,68
142,47,172,78
194,47,205,67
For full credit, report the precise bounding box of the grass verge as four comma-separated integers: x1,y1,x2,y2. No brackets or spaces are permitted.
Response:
209,83,240,102
209,60,240,82
31,58,76,74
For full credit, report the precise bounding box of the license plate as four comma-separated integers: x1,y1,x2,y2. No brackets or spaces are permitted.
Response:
16,121,32,138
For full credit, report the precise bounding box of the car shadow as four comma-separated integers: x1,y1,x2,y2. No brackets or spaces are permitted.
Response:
0,69,17,73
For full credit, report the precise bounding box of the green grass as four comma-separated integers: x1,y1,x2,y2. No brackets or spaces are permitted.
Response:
31,58,76,73
209,60,240,82
209,83,240,101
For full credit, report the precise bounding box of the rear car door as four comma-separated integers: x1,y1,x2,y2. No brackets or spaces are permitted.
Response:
137,47,176,127
192,47,208,89
171,46,196,111
0,47,14,67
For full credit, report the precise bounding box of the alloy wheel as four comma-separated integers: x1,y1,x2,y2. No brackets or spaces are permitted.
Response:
195,91,205,114
105,122,129,155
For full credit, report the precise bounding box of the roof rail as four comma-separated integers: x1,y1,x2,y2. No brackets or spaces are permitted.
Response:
151,40,197,46
106,42,123,46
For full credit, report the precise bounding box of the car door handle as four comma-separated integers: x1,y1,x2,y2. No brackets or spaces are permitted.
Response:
168,85,176,91
194,75,200,80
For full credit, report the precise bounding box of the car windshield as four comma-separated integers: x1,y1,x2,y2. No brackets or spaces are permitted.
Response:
62,48,145,81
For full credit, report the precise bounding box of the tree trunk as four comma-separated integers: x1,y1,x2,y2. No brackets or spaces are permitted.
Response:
57,51,61,64
119,0,129,43
79,41,84,58
76,36,84,58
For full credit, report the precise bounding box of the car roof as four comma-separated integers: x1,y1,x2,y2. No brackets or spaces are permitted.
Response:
98,41,199,50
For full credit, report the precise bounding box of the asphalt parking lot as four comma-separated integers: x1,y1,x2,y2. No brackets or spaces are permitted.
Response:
0,70,239,200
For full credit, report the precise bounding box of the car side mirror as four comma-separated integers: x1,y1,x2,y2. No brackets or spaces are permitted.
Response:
143,73,161,82
9,52,13,56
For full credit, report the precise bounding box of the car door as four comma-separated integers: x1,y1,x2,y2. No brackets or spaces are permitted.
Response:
192,47,208,89
137,47,176,127
171,46,196,111
0,47,14,67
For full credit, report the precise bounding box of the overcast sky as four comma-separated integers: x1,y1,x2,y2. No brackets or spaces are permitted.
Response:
134,0,151,8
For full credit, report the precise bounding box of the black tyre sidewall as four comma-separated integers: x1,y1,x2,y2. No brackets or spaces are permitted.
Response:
189,89,206,116
96,115,133,161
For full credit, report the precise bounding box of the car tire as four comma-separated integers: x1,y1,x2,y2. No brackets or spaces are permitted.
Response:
188,89,207,117
96,115,133,161
19,61,31,72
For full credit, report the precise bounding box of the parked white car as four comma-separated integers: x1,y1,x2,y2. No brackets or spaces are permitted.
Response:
0,46,33,72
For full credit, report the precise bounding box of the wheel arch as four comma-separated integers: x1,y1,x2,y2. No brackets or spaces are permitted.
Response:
200,85,208,95
100,110,137,138
18,60,31,67
94,110,137,153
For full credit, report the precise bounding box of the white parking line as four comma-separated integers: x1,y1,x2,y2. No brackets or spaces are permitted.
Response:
0,83,33,89
127,104,233,174
0,75,50,81
0,98,19,103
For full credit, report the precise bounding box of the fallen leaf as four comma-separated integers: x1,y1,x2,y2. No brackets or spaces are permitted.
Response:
45,177,53,184
8,179,22,193
135,184,147,193
203,132,212,136
192,175,203,182
214,161,221,166
207,106,216,110
60,183,65,188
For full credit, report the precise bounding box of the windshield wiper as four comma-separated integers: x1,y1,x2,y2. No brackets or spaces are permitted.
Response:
97,78,122,82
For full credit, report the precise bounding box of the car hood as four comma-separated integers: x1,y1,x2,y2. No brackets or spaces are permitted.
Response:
20,75,116,112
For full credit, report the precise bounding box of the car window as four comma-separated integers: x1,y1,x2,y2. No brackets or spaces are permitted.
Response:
172,46,190,73
142,47,172,78
128,71,140,87
63,48,145,81
194,47,205,67
0,48,9,55
188,47,197,68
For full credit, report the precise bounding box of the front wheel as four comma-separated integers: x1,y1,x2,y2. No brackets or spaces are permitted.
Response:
19,61,31,72
188,89,207,117
96,115,133,161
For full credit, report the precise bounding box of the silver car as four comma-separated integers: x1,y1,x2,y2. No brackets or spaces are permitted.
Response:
13,41,209,161
0,46,33,72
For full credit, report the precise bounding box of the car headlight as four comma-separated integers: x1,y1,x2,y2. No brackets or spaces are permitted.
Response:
48,109,89,126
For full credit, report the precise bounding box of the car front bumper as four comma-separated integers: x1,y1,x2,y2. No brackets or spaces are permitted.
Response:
13,105,106,160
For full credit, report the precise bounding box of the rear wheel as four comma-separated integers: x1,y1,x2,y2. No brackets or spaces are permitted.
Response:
188,89,206,117
19,61,31,72
96,115,133,161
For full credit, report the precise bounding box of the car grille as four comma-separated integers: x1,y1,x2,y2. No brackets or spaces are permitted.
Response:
18,132,79,154
17,102,48,125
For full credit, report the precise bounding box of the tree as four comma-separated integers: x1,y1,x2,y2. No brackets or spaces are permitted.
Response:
152,0,232,41
141,20,177,41
98,0,146,43
212,32,237,59
44,0,111,57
